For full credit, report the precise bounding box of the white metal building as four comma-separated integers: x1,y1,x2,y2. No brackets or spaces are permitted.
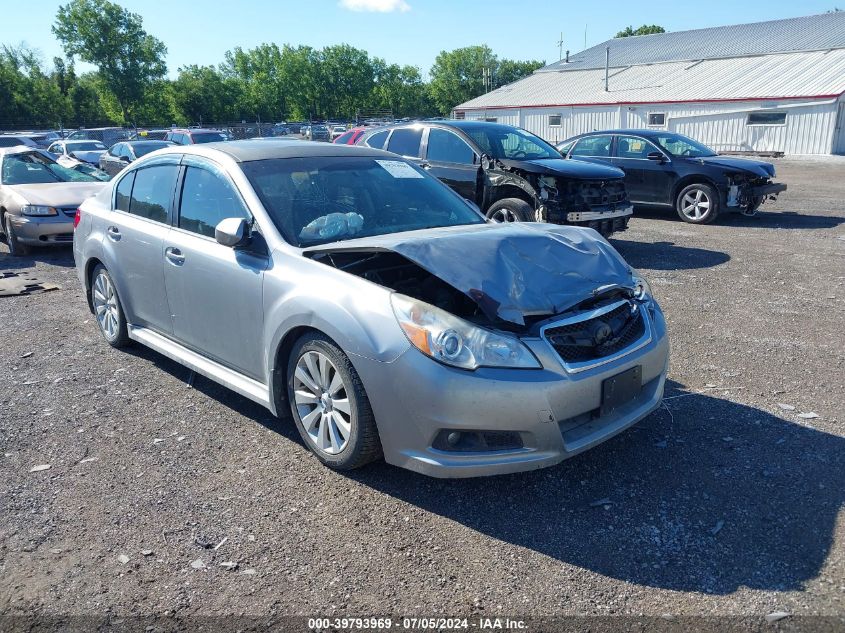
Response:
455,13,845,155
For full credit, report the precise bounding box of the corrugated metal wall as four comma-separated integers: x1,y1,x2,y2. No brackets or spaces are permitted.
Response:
462,98,840,154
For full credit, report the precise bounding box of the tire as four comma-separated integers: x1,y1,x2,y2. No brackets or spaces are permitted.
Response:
287,332,382,471
3,214,31,257
743,196,763,216
676,183,720,224
486,198,534,223
90,264,130,348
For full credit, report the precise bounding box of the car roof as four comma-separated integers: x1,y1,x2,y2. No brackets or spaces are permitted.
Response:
160,139,392,162
124,139,173,145
170,128,223,134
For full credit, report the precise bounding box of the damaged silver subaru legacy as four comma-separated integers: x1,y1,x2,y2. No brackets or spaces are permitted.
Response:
74,140,669,477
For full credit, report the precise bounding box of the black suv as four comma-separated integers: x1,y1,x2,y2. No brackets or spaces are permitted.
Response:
357,121,632,235
558,130,787,224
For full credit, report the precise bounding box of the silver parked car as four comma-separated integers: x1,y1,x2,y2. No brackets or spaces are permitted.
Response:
73,140,669,477
1,147,106,255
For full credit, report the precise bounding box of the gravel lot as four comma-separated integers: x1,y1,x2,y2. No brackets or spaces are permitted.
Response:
1,159,843,625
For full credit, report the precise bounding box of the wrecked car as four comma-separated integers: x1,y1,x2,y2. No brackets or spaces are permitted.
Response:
1,147,106,256
557,130,787,224
357,121,633,236
74,140,669,478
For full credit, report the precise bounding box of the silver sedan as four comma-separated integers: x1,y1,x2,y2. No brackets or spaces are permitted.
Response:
73,140,669,477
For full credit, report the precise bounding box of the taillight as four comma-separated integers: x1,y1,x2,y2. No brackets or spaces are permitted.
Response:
73,208,81,229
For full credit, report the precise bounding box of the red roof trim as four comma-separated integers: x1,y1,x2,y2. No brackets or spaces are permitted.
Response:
455,93,844,111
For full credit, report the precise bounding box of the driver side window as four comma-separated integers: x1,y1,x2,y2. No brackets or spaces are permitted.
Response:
178,166,250,238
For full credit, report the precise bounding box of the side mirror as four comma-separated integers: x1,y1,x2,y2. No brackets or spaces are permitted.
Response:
120,155,131,162
215,217,251,248
647,151,666,163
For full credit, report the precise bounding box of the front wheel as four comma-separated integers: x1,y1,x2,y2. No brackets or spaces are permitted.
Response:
3,214,31,256
676,183,719,224
485,198,534,223
287,333,382,471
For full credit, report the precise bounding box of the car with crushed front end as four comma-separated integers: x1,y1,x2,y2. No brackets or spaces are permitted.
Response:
357,120,633,236
0,147,106,255
73,139,669,477
557,130,787,224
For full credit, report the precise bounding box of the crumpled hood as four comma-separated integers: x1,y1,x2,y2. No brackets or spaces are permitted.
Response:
307,223,634,325
690,155,775,177
7,182,106,208
497,157,625,179
70,150,106,164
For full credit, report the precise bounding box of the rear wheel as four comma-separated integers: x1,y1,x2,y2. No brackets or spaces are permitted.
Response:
91,264,130,348
287,333,382,471
676,183,719,224
486,198,534,223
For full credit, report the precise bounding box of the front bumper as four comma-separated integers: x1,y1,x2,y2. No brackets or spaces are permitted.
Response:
352,302,670,477
7,213,75,245
566,204,634,222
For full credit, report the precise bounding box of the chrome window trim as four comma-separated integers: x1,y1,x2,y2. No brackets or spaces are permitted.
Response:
539,299,653,374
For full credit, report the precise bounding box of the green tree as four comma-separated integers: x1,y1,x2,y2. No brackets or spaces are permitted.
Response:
615,24,666,38
52,0,167,122
174,64,242,124
369,59,434,118
428,46,542,115
496,58,544,86
428,45,497,115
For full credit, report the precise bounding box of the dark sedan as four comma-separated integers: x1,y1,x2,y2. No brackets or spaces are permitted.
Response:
98,140,175,177
358,121,633,236
557,130,786,224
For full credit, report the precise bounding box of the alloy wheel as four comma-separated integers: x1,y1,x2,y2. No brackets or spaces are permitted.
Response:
489,208,520,223
681,188,711,221
92,271,120,340
293,351,352,455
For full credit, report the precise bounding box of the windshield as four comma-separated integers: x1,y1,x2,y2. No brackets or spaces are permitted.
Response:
651,133,717,157
463,125,560,160
133,141,172,157
1,151,100,184
190,132,227,144
68,141,106,151
242,156,485,247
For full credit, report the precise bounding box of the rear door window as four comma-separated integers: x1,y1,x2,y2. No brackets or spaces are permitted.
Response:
570,135,613,157
178,166,249,238
364,130,389,149
387,128,423,158
115,172,135,212
128,165,178,223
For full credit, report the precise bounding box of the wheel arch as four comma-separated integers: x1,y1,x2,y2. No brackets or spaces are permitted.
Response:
671,174,721,205
83,257,105,312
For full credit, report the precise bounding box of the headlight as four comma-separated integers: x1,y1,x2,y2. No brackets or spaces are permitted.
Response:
390,293,541,370
632,273,652,301
21,205,58,217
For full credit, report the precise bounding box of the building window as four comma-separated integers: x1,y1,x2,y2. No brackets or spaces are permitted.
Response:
549,114,562,126
453,111,465,120
647,112,666,126
748,111,787,126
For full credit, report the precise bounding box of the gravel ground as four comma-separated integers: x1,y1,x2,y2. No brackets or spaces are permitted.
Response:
0,159,843,625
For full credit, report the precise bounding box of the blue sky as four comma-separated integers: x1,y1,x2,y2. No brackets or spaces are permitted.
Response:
6,0,840,77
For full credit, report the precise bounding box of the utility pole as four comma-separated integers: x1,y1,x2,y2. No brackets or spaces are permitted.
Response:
482,67,493,93
557,32,564,60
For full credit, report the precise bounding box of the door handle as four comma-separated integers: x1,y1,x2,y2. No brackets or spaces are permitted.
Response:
165,247,185,265
106,226,121,241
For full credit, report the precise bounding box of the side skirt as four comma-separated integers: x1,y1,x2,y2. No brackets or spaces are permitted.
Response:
128,325,273,411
